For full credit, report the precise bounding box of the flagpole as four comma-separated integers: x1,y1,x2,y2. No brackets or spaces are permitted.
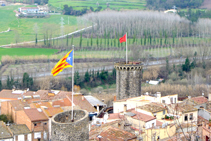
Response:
72,45,74,122
126,32,128,64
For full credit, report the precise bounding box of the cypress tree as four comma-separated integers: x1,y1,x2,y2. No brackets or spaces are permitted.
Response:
91,34,93,47
96,35,99,47
35,34,37,45
79,32,82,48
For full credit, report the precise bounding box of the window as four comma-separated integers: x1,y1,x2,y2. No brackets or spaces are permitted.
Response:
170,98,173,103
190,113,193,120
34,123,37,126
163,110,166,115
184,114,188,121
152,123,154,127
162,100,165,103
174,98,176,103
44,123,47,125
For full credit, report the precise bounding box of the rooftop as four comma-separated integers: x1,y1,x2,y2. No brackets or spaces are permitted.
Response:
24,108,48,122
36,90,71,100
0,89,34,100
170,102,198,113
126,109,156,122
8,124,30,135
52,98,72,107
0,121,12,139
43,107,63,118
67,94,97,112
31,101,53,108
191,96,208,105
92,126,137,141
137,102,166,113
9,100,30,111
84,95,106,106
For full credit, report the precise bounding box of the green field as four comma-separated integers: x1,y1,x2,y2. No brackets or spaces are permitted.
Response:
0,48,59,60
49,0,146,10
0,5,80,46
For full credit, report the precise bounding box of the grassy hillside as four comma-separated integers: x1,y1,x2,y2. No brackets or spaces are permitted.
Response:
49,0,146,10
0,48,58,60
0,5,79,46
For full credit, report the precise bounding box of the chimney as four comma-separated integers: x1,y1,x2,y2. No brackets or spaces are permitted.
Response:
114,96,116,101
124,104,127,112
209,94,211,101
82,96,84,101
188,96,191,99
101,99,104,102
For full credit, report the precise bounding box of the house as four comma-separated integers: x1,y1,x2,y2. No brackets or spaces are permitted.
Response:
113,92,177,113
0,121,13,141
7,124,31,141
67,94,98,113
90,126,137,141
1,100,30,123
123,109,176,141
124,109,156,129
16,108,49,141
136,102,167,120
89,120,137,141
19,7,39,13
202,121,211,141
0,89,34,106
183,96,208,109
168,101,198,124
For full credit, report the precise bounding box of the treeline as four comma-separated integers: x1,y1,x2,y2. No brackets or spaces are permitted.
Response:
146,0,204,9
63,5,102,16
0,73,34,91
0,69,116,91
178,9,211,23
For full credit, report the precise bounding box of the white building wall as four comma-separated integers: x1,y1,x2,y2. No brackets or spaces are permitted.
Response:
18,134,24,141
145,119,156,129
27,133,32,141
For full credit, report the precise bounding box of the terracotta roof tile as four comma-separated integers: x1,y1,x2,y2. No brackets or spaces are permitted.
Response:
108,113,124,120
8,124,31,135
0,121,12,139
127,109,156,122
137,102,166,113
171,102,198,113
156,120,163,126
191,96,208,104
43,107,63,118
32,102,53,108
67,95,97,112
52,98,72,107
36,90,71,101
0,89,34,100
24,108,48,122
92,126,137,141
9,100,30,111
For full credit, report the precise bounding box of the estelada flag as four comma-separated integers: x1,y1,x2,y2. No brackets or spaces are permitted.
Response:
51,50,73,76
119,34,126,43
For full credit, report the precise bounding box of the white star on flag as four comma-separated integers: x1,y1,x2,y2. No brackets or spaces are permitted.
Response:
67,56,71,61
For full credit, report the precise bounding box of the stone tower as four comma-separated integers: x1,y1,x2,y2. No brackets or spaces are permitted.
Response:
51,110,89,141
114,61,143,100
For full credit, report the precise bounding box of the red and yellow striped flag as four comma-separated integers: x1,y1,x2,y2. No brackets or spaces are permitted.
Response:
51,50,73,76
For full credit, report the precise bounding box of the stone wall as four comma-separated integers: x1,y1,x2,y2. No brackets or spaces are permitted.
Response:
51,110,89,141
115,62,143,100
